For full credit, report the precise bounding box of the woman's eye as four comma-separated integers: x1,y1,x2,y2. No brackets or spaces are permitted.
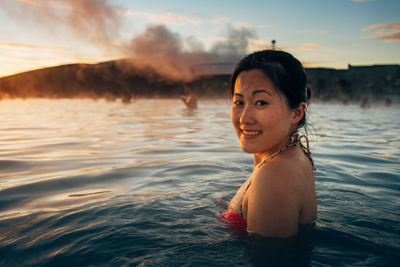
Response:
233,100,243,106
255,100,268,106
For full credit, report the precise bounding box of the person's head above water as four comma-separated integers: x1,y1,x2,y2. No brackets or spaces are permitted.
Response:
223,50,317,238
229,49,311,131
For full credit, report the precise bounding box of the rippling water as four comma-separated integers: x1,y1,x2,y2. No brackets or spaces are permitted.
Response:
0,99,399,266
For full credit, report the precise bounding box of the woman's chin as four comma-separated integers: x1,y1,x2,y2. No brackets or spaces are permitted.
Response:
240,146,259,154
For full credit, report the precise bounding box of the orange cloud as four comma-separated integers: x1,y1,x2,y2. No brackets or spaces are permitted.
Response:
364,22,400,31
369,32,400,42
0,42,68,50
17,1,202,26
363,21,400,42
15,0,71,10
286,43,321,51
301,61,323,67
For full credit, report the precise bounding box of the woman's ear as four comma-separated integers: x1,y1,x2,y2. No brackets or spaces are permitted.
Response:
291,102,306,124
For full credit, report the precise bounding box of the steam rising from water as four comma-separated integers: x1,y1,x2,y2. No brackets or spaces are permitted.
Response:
3,0,121,45
2,0,257,81
123,25,255,81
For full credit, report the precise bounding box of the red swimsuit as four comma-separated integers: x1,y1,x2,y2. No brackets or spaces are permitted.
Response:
220,179,251,233
220,209,247,233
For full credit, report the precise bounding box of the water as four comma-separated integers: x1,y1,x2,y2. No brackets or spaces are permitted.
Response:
0,99,399,266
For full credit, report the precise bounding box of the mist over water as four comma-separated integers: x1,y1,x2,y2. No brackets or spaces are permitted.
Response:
1,0,257,81
122,24,255,81
0,99,399,266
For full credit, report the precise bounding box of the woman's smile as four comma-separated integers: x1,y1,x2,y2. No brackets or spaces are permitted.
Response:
240,128,262,139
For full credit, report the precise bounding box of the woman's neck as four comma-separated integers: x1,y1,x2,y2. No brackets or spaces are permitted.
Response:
253,154,264,168
252,132,298,168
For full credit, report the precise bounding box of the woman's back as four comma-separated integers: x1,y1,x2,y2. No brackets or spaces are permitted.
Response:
228,145,316,237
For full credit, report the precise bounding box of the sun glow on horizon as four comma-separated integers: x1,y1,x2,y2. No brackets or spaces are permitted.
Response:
0,58,103,78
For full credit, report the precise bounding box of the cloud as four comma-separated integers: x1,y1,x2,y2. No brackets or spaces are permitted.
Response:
369,32,400,42
0,42,68,50
124,10,201,25
14,0,69,9
286,43,321,51
363,22,400,31
363,21,400,42
15,1,202,27
246,39,271,51
301,61,324,67
6,47,98,62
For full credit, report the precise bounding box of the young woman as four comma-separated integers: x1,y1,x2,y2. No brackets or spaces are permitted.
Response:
221,50,317,238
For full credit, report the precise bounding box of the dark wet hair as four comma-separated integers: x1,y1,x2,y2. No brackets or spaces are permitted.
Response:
229,49,311,129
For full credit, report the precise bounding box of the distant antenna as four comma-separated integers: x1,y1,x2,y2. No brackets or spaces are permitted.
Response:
271,39,276,50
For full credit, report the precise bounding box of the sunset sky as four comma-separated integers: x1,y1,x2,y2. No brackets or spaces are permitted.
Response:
0,0,399,77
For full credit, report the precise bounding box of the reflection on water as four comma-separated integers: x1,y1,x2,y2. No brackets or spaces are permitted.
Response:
0,99,399,266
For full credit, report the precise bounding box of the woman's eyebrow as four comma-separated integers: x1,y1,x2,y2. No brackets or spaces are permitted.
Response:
252,89,272,96
234,93,243,97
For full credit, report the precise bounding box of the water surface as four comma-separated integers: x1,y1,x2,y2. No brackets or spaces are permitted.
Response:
0,99,399,266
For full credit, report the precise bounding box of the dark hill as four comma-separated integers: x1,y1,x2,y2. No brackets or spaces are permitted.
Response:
0,60,399,102
0,60,183,101
0,59,231,101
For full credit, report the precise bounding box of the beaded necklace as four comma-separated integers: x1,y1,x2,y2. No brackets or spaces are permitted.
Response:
257,132,315,170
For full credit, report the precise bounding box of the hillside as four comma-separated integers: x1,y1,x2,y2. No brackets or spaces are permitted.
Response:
0,60,399,102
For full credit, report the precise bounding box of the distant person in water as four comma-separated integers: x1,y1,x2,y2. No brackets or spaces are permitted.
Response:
383,97,391,107
360,96,371,109
220,50,317,238
180,85,198,109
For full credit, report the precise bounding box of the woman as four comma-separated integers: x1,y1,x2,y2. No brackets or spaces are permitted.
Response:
221,50,317,238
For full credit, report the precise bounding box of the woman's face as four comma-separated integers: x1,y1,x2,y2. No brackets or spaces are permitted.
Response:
231,69,296,156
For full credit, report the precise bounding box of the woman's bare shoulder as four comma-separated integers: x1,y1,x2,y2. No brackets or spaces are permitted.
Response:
254,152,305,188
257,147,313,184
245,150,312,237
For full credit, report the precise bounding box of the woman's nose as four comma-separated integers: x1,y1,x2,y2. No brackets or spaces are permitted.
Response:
239,105,254,125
